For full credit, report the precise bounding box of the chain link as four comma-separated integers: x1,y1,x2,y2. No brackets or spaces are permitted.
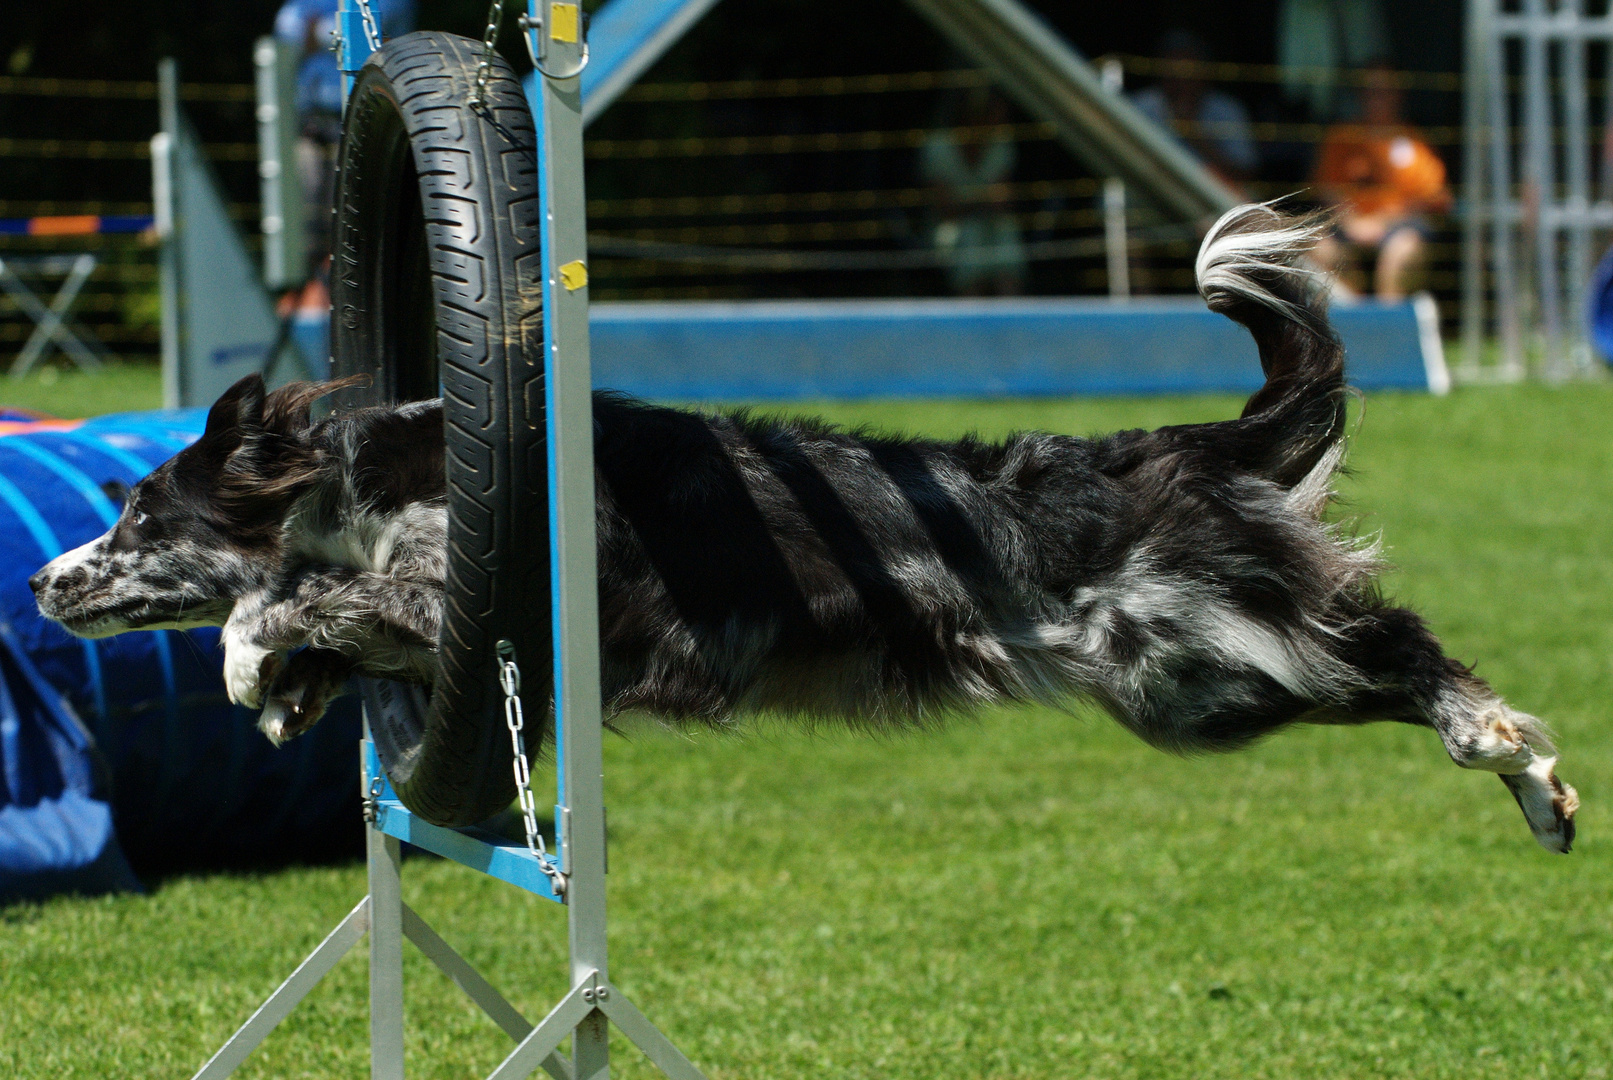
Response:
499,641,566,896
468,0,506,111
355,0,383,52
362,775,384,825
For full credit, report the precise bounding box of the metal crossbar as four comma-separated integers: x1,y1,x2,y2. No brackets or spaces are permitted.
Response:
1,253,106,377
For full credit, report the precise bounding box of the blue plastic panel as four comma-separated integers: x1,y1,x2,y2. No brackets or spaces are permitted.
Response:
588,297,1439,401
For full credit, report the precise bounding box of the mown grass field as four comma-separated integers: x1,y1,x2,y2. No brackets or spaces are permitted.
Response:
2,367,1610,1079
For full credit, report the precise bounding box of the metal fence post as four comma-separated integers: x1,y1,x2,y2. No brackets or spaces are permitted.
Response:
1522,0,1562,377
156,59,182,409
256,36,306,293
1487,3,1524,378
1462,0,1490,376
369,825,406,1079
1100,58,1130,301
1560,0,1593,375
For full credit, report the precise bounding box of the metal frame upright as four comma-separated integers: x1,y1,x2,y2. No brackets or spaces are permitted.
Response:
188,4,707,1078
1462,0,1613,381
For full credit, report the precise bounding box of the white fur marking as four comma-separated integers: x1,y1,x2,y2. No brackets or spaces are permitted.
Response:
221,623,280,709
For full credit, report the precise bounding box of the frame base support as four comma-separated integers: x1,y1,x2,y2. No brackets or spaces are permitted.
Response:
188,860,705,1080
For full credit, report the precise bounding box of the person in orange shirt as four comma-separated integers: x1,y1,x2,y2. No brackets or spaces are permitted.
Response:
1311,64,1452,300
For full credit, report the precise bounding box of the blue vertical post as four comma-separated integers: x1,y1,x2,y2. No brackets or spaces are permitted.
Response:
337,0,377,101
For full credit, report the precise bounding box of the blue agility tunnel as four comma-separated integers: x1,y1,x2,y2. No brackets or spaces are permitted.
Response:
0,410,362,902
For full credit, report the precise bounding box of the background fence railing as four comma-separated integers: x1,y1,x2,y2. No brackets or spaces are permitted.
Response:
5,48,1606,380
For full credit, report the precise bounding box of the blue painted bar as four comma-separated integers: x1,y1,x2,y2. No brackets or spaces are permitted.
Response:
0,216,154,236
268,297,1441,402
336,0,376,100
588,296,1445,401
362,741,564,904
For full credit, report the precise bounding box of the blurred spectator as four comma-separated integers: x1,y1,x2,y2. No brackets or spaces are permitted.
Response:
1130,29,1258,189
273,0,415,312
1311,63,1452,301
1277,0,1388,121
919,86,1027,297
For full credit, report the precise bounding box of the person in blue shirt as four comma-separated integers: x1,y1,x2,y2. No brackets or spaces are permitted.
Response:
275,0,417,119
272,0,416,309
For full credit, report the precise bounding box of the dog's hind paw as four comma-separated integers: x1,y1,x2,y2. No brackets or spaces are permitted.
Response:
1450,706,1542,773
1501,755,1580,854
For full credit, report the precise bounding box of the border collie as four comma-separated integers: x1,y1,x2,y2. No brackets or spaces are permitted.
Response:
30,205,1578,851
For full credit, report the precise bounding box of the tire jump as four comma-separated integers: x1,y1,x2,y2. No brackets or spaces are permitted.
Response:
331,31,549,827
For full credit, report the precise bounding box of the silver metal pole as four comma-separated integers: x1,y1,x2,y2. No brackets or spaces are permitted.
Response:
256,37,306,292
255,38,286,289
1524,0,1561,377
368,828,406,1080
1561,0,1593,373
1462,0,1490,377
1099,58,1130,300
156,58,183,409
533,4,610,1077
1488,11,1524,377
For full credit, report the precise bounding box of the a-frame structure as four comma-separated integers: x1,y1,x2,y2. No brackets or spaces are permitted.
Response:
575,0,1237,221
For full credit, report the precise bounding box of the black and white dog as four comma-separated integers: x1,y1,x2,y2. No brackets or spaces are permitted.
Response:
29,205,1579,851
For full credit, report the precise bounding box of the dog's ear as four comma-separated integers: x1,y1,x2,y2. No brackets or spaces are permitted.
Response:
262,374,371,437
202,374,268,444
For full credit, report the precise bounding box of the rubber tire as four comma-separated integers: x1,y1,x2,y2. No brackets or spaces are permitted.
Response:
330,31,549,827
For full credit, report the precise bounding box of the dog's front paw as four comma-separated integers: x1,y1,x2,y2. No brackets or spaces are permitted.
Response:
223,629,284,710
257,648,353,746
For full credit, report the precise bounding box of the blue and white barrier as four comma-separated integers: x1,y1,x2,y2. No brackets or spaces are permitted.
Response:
588,296,1449,401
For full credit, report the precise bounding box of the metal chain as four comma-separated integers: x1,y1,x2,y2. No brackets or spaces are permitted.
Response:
355,0,383,52
363,775,384,825
499,641,566,895
468,0,506,111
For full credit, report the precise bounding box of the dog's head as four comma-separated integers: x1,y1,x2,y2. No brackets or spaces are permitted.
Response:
31,374,354,639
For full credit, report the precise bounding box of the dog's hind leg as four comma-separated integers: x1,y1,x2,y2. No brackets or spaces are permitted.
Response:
1333,604,1578,852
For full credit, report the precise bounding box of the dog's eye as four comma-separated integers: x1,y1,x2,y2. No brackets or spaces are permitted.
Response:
110,509,157,552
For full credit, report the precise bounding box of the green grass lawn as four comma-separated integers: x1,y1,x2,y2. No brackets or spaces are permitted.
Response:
1,362,165,417
2,374,1611,1079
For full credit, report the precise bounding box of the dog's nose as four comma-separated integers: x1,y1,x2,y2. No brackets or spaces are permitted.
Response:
28,568,49,595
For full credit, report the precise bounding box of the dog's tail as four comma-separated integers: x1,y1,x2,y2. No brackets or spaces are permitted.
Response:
1196,202,1346,489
